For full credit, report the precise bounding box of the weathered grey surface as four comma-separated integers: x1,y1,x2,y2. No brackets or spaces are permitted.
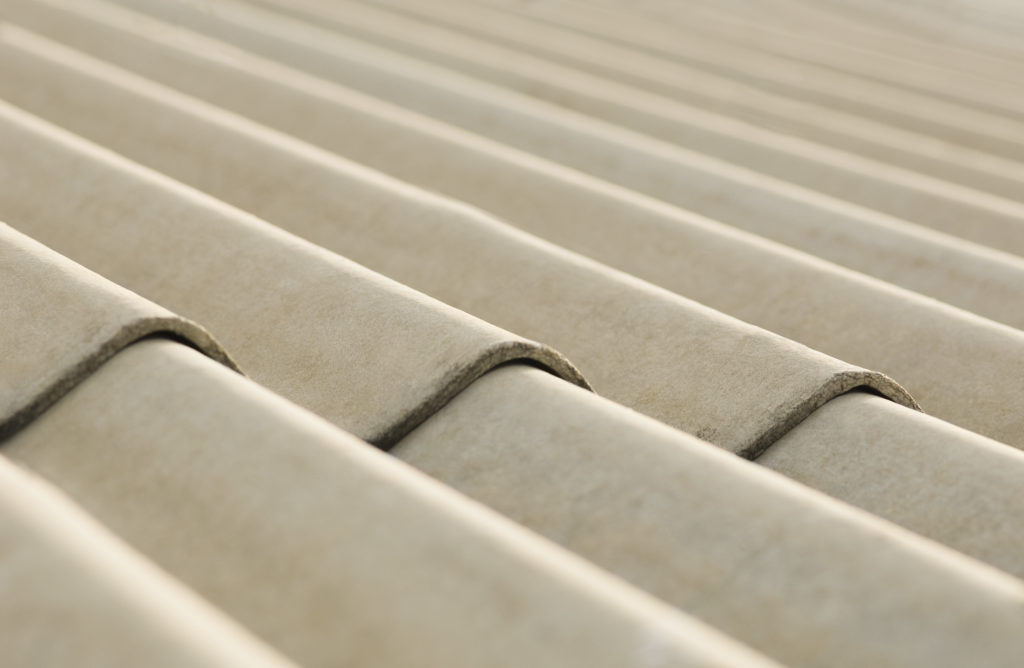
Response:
0,109,586,448
393,364,1024,668
3,339,777,668
0,52,923,458
0,222,234,440
0,455,296,668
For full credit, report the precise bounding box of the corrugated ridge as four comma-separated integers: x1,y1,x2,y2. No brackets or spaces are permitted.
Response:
3,0,1024,665
0,223,238,441
0,53,922,458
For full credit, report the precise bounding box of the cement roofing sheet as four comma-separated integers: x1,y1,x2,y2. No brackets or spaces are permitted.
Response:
8,10,1024,448
4,339,777,668
3,0,1024,665
0,99,916,458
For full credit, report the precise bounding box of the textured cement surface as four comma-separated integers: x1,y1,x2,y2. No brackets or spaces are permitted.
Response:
0,455,295,668
0,42,936,459
3,0,1024,665
0,223,234,440
6,4,1024,450
394,365,1024,668
0,107,588,448
4,339,777,668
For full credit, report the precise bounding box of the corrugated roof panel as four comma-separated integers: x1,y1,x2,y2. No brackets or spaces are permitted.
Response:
0,223,235,439
0,106,589,446
513,0,1024,138
18,3,1024,320
0,455,295,668
4,338,776,667
9,8,1024,446
392,365,1024,666
4,0,1024,665
237,0,1024,219
759,391,1024,579
0,96,918,459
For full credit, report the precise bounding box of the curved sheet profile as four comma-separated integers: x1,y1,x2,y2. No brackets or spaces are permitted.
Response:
0,102,915,458
239,0,1024,248
759,392,1024,580
3,339,777,668
321,0,1024,202
309,0,1024,169
393,365,1024,668
69,0,1024,330
3,2,1024,667
567,0,1024,120
0,456,295,668
24,11,1024,451
0,223,236,440
0,110,587,448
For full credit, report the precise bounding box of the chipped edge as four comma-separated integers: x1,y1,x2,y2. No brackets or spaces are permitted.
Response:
737,370,920,461
0,316,240,442
371,339,591,450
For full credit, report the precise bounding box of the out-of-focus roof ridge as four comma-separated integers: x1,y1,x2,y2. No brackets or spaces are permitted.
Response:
314,0,1024,192
425,0,1024,107
0,453,298,668
40,0,1024,310
527,0,1024,113
251,0,1024,205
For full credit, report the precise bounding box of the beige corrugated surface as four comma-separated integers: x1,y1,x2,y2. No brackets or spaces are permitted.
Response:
0,454,296,668
3,0,1024,666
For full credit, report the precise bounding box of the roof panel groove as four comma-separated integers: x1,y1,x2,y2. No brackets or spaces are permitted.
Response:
0,97,918,459
4,0,1024,664
0,223,236,440
4,338,780,668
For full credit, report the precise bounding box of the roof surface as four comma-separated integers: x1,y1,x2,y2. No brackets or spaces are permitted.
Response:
3,0,1024,666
